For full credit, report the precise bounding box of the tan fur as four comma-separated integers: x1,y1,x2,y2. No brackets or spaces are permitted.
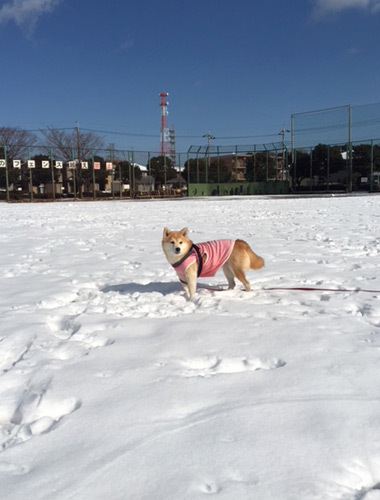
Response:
162,227,264,300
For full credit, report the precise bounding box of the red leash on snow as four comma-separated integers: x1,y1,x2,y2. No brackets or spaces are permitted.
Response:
199,284,379,294
262,286,379,294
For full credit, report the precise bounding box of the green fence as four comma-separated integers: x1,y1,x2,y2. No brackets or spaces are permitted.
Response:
188,181,290,197
1,125,380,202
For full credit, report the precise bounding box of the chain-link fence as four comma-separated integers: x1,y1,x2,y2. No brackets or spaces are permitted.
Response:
292,139,380,192
0,141,292,201
291,103,380,149
2,101,380,201
0,146,191,201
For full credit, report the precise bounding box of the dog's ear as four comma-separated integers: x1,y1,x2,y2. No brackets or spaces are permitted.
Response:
180,227,188,238
163,227,171,238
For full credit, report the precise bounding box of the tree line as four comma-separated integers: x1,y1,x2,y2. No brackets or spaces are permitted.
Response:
0,127,179,196
1,127,379,195
290,143,380,189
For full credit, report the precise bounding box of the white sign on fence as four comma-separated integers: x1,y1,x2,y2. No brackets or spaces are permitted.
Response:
55,161,63,169
94,162,100,170
13,160,21,168
81,161,88,169
68,161,76,169
106,162,113,171
0,159,6,168
42,161,50,169
28,160,36,169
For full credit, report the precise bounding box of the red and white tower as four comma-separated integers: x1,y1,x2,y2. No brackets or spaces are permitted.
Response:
159,92,170,156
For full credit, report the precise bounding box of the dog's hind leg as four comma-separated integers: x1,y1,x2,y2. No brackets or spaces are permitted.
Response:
230,266,251,292
233,268,251,291
223,263,236,289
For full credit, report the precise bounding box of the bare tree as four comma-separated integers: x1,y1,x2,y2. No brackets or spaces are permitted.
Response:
42,126,105,196
0,127,38,191
0,127,37,159
42,126,105,162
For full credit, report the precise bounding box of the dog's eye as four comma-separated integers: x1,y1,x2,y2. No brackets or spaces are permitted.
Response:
170,241,175,245
179,241,182,245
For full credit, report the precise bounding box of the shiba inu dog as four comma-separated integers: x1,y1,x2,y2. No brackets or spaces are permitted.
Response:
162,227,264,300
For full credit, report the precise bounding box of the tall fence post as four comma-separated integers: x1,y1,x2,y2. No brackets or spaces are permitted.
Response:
92,151,96,200
309,147,313,192
187,152,190,189
196,152,199,184
50,148,56,201
217,146,220,183
4,147,10,202
132,150,136,197
28,147,34,202
370,139,374,192
178,152,182,194
148,152,152,196
347,105,353,193
327,145,330,193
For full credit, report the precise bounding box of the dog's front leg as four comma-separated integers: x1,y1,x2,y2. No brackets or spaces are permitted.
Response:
185,264,198,300
180,280,190,297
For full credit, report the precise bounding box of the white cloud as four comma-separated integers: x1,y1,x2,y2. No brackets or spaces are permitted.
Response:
313,0,380,15
0,0,61,33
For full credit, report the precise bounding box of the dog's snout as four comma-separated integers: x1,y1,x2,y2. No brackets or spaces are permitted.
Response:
175,247,181,254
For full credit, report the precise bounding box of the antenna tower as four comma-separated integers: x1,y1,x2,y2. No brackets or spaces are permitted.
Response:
159,92,170,156
169,126,176,166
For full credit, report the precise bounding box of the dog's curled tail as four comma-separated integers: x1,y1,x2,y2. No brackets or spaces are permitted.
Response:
251,253,264,270
236,239,264,271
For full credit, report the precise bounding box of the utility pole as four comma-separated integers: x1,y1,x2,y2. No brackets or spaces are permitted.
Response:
203,132,215,183
279,126,290,181
73,121,80,199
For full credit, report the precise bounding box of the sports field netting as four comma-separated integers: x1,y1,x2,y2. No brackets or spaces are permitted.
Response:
292,102,380,149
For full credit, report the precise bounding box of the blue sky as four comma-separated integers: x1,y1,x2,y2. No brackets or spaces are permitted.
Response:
1,0,380,153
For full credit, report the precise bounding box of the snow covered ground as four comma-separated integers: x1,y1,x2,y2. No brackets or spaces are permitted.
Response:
0,195,380,500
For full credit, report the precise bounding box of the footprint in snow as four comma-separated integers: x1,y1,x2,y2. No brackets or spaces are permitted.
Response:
46,314,114,352
0,379,81,451
179,356,286,378
197,481,221,494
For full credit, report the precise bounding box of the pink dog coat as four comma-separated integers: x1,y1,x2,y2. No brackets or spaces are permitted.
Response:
172,240,234,282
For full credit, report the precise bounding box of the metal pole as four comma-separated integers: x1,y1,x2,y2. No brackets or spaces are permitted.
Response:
4,147,10,202
235,146,238,182
163,153,167,195
327,145,330,193
178,153,181,194
290,114,295,168
310,147,313,192
217,146,220,184
128,151,132,199
148,152,151,196
75,122,81,199
50,148,55,201
132,150,135,198
370,139,374,192
348,105,353,193
92,152,96,200
187,152,190,191
196,153,199,184
203,132,214,184
110,149,115,200
119,158,122,200
28,147,33,202
71,150,77,201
